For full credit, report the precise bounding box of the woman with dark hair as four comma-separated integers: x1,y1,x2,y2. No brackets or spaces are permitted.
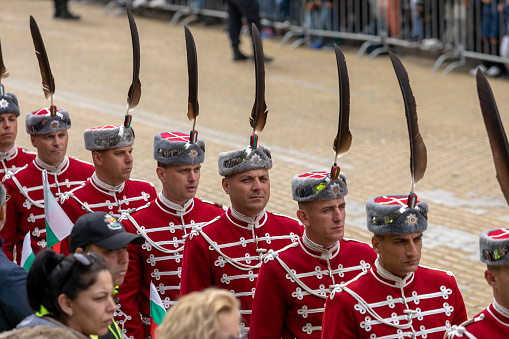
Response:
0,250,116,338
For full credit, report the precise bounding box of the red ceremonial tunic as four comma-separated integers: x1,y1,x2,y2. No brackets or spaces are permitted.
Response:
0,157,94,261
444,302,509,338
180,208,304,335
321,260,467,339
0,147,36,181
116,194,226,339
249,235,377,339
60,173,157,222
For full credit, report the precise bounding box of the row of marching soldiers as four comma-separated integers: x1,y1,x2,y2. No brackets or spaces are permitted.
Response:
0,13,507,339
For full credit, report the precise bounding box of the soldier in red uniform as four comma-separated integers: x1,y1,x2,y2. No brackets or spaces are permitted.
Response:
444,71,509,339
249,170,376,339
59,123,156,222
180,24,303,336
116,131,226,339
180,143,304,335
0,92,35,180
445,229,509,338
321,194,467,338
0,107,94,261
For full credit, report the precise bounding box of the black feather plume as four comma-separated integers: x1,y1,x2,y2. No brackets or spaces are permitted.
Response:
388,51,427,192
250,23,268,134
476,69,509,204
126,5,141,113
0,38,9,86
185,26,199,130
333,44,352,163
30,16,55,105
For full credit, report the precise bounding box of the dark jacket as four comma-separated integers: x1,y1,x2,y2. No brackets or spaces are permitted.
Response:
0,238,32,332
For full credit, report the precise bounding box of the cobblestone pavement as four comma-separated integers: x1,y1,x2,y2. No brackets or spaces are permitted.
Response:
4,0,509,318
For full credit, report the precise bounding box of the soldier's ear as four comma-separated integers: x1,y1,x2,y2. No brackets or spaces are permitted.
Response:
92,151,102,166
222,177,230,195
30,135,36,148
484,269,498,288
296,209,309,227
156,167,165,182
372,236,382,255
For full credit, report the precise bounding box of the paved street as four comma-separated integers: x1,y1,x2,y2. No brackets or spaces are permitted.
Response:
3,0,509,317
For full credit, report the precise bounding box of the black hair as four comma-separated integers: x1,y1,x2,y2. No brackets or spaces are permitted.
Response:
157,161,170,169
26,250,110,320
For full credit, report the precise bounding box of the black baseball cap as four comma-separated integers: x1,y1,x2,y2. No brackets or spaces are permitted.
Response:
70,212,144,252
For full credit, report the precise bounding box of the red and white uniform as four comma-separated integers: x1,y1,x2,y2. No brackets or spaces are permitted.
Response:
321,260,467,339
60,172,157,222
0,147,36,181
0,156,94,261
444,301,509,338
249,235,377,339
116,193,226,339
180,208,304,334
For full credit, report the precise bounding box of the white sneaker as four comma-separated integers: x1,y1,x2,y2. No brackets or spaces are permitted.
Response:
469,64,488,76
486,65,501,77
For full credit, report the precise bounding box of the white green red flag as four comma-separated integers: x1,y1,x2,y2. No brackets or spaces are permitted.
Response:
20,231,35,271
43,170,73,253
150,282,166,338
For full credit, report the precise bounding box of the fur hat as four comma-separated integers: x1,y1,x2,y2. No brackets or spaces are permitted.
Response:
0,93,20,116
154,132,205,165
366,194,428,235
25,107,71,135
218,145,272,177
480,228,509,266
291,170,348,202
84,125,135,151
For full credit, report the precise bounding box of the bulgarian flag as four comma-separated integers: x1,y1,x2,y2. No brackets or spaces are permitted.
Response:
43,170,74,253
20,232,35,271
150,282,166,338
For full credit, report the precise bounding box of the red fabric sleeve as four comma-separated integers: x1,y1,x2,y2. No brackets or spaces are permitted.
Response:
115,241,145,339
180,232,213,295
321,292,359,339
0,179,20,262
249,259,287,339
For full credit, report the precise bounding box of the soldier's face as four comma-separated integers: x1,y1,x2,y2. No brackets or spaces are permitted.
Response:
372,232,423,277
86,244,129,286
30,130,68,166
485,266,509,309
94,146,133,186
297,197,346,248
157,163,201,205
222,169,270,218
0,113,17,151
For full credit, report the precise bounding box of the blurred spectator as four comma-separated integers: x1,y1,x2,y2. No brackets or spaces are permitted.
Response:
499,0,509,70
156,288,241,339
226,0,273,61
13,251,116,338
471,0,508,77
304,0,333,49
53,0,80,20
0,182,32,332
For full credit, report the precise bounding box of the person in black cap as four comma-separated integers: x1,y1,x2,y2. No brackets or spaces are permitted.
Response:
69,211,144,339
70,211,144,288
